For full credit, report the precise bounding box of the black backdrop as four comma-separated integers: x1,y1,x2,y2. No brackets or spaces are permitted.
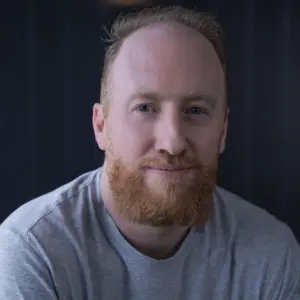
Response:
1,0,300,241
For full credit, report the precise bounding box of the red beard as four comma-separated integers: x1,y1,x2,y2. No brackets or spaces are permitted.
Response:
106,150,219,227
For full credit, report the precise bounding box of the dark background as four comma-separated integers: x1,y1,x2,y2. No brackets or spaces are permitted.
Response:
1,0,300,240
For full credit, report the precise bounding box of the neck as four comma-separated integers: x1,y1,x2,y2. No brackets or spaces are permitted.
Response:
100,168,190,259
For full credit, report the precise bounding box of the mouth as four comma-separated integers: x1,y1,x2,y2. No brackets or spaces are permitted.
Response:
145,165,195,171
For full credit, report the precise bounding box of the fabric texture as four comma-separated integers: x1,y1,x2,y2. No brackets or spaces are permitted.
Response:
0,168,299,300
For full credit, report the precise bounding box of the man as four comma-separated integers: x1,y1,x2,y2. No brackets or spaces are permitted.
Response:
0,5,299,300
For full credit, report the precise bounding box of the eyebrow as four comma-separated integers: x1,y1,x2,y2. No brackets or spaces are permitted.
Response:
128,90,218,107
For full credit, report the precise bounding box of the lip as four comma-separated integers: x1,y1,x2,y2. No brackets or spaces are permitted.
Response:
146,166,195,171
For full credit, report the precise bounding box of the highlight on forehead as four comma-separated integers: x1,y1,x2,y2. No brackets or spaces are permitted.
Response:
106,33,224,106
100,6,227,113
128,89,219,107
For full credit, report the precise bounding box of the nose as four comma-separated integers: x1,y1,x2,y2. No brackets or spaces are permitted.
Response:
154,113,188,156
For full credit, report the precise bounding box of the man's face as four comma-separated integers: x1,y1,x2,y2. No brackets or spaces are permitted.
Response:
93,23,228,227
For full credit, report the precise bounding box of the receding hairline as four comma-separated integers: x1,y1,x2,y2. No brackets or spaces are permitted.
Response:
122,19,213,40
112,20,222,75
100,6,227,114
121,20,217,54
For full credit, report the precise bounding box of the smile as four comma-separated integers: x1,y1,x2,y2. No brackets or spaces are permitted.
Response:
146,166,194,171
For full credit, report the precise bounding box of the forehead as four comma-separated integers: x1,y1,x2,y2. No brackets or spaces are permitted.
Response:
110,22,225,102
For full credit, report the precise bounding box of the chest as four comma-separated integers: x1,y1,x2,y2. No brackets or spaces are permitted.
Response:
52,246,263,300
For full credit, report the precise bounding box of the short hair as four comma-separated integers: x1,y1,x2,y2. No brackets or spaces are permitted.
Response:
100,5,226,115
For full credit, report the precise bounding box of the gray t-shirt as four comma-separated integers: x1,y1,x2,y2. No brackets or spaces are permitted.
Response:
0,168,299,300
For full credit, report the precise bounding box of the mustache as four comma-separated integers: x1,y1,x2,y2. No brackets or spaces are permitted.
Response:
137,155,200,169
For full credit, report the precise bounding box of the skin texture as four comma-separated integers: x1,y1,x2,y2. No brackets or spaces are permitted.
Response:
93,22,228,259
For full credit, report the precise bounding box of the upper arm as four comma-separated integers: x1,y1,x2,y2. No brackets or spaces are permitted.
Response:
0,228,58,300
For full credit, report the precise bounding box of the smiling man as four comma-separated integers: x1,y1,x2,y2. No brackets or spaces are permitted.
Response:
0,5,299,300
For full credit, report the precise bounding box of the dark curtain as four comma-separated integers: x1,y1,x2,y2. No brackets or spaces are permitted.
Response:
1,0,300,240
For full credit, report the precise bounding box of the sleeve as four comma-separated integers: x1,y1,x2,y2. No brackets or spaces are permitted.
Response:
266,227,300,300
0,228,58,300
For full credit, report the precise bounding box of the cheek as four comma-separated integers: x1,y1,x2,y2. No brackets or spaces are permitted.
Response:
107,114,153,163
190,127,222,161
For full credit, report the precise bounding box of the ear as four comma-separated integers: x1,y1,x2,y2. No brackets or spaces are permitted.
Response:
92,103,107,151
219,108,229,154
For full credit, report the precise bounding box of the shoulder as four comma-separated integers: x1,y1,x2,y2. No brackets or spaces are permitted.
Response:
213,185,298,249
0,168,101,238
213,186,300,297
0,168,103,298
214,185,293,238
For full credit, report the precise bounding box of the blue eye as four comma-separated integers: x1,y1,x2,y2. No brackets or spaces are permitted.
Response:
191,107,202,114
186,106,208,115
136,104,156,113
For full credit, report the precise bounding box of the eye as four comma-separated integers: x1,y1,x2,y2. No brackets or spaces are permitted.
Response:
135,104,156,113
185,106,209,115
